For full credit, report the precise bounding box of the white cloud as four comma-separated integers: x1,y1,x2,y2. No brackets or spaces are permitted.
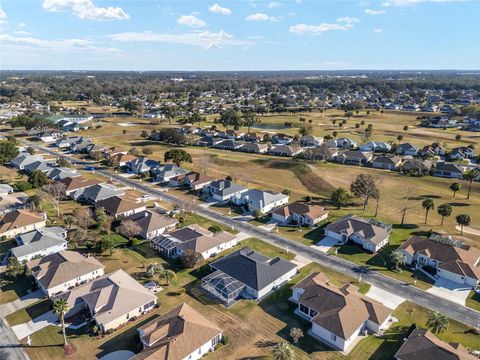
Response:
107,30,251,49
0,6,7,23
383,0,463,6
246,13,278,21
267,1,281,8
289,23,354,34
337,16,360,23
177,15,206,27
208,3,232,15
13,30,31,35
373,28,384,33
365,9,386,15
42,0,129,21
0,34,92,49
17,22,27,27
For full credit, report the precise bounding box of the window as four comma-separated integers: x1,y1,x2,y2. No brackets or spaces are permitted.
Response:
299,304,309,315
331,333,337,341
126,313,129,320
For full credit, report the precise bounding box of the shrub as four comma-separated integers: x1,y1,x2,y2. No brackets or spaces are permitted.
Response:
12,181,32,192
467,328,480,335
208,225,222,234
222,335,230,345
253,209,263,219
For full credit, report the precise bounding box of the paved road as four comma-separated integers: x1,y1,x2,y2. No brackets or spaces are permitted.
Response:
28,142,480,327
0,318,31,360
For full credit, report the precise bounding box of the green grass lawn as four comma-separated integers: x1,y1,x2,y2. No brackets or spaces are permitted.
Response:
276,224,326,246
178,212,239,234
5,299,51,326
466,290,480,312
0,276,34,304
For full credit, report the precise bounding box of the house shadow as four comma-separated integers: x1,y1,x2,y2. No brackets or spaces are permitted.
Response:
367,327,409,360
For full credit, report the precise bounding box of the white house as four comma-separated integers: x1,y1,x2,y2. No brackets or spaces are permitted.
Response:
0,209,47,239
203,180,248,202
234,189,289,214
9,227,68,262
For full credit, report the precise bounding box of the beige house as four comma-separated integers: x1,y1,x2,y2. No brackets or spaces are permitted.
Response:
95,196,147,220
0,209,47,238
291,272,393,353
59,176,103,196
272,203,329,226
27,250,105,297
127,211,178,239
54,269,157,332
133,303,223,360
0,192,29,215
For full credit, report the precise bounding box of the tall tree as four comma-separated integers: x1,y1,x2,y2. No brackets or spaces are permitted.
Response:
422,198,435,224
463,168,479,200
41,182,66,217
219,108,241,130
449,182,461,198
118,219,142,241
437,204,452,226
427,311,449,334
28,170,48,188
164,149,193,167
350,174,379,210
331,187,351,209
53,298,70,346
0,141,19,165
456,214,471,235
390,252,406,272
242,110,257,134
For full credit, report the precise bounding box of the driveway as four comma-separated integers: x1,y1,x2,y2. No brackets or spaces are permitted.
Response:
366,286,405,310
312,236,340,253
426,278,471,306
11,311,58,340
0,290,44,317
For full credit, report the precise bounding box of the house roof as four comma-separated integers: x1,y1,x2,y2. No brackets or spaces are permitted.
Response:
112,153,136,164
74,184,124,203
0,209,45,235
337,150,372,160
27,250,104,289
395,328,476,360
294,272,391,340
0,193,28,212
434,162,465,174
373,156,402,165
272,203,328,220
129,211,178,234
209,247,297,291
59,176,102,192
246,189,289,209
184,172,216,186
398,236,480,279
325,215,390,245
209,180,247,196
11,227,67,259
46,167,79,180
96,196,145,216
133,303,222,360
54,269,156,327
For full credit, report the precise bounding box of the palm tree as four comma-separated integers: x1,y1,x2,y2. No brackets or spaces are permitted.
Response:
390,251,405,272
437,204,452,226
456,214,471,235
272,342,293,360
53,298,70,346
427,311,449,334
422,198,435,224
161,269,176,286
289,327,304,344
449,182,461,198
464,168,479,200
146,263,164,284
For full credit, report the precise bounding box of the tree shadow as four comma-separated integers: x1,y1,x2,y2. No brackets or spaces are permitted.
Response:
447,202,470,207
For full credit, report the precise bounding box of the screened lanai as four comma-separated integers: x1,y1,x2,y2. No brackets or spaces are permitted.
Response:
201,270,245,305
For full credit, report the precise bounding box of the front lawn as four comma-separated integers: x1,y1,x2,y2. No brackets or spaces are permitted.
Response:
178,212,238,234
5,299,52,326
466,290,480,312
0,276,34,304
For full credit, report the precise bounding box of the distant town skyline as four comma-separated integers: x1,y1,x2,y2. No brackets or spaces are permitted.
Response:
0,0,479,71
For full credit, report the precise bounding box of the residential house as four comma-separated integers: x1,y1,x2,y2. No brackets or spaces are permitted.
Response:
126,157,160,175
151,224,237,259
449,146,476,160
402,159,433,176
214,139,243,151
53,269,157,332
0,209,47,238
419,143,445,157
184,172,216,190
222,129,244,139
396,235,480,287
235,189,289,214
372,156,403,170
59,176,103,197
272,133,293,145
35,130,64,143
326,138,357,149
300,135,323,147
433,162,466,179
133,303,222,360
268,145,303,157
272,203,328,226
0,192,29,215
202,247,297,304
335,151,373,165
238,143,268,154
27,250,105,297
244,132,264,142
69,137,93,153
291,272,392,352
9,153,44,170
359,141,391,153
45,167,79,181
111,153,136,167
24,160,56,174
55,136,81,149
127,210,178,239
95,196,147,220
395,328,477,360
9,227,68,262
325,215,391,253
0,184,13,195
153,164,189,183
204,180,248,202
72,183,124,204
396,143,419,156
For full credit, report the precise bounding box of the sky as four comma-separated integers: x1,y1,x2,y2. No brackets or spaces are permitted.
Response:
0,0,479,71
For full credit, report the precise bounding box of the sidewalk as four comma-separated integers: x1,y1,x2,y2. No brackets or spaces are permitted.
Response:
11,311,58,340
0,290,44,317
